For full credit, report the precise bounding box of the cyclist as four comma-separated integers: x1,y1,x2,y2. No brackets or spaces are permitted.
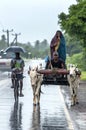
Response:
11,52,25,97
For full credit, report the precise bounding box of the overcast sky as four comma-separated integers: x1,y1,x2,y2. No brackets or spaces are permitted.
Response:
0,0,77,45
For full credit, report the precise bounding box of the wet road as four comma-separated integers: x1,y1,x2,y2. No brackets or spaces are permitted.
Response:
0,60,74,130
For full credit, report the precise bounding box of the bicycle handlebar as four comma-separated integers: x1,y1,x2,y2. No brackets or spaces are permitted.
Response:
12,68,23,74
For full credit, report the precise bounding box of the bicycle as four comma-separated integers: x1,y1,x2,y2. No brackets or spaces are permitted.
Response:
12,69,24,102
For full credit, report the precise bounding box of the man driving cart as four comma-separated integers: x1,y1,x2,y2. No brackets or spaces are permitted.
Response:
46,51,65,69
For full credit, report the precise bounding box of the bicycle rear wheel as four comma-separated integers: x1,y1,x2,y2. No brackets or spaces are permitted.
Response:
14,80,19,102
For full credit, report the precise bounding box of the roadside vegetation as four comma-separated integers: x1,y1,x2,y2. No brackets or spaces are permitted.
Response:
81,71,86,81
66,53,86,81
58,0,86,80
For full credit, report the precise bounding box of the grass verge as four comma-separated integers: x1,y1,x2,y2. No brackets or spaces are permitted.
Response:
81,71,86,81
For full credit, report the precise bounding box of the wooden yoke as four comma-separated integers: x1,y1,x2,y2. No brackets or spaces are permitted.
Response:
37,69,69,75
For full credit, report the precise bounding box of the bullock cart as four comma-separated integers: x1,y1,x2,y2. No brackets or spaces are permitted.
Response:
37,68,69,85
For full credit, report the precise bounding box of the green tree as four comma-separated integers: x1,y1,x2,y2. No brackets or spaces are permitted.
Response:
65,34,82,56
58,0,86,46
58,0,86,70
34,40,40,51
40,39,49,50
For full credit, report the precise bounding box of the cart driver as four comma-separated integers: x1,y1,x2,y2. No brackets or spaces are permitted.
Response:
11,52,25,97
48,51,65,69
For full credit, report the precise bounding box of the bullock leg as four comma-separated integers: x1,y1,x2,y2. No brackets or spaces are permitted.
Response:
69,84,76,106
71,95,75,106
73,88,76,105
33,94,36,105
71,88,78,106
37,89,41,105
32,87,36,105
35,83,41,105
36,91,40,105
74,95,77,105
74,87,79,104
76,98,79,104
33,88,39,105
69,86,75,106
36,95,39,105
70,87,76,106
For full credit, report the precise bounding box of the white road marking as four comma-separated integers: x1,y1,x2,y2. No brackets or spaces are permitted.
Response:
59,86,75,130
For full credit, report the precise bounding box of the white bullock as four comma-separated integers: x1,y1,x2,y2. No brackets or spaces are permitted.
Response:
28,66,43,105
67,65,81,106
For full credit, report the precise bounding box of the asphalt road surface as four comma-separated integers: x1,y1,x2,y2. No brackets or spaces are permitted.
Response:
0,59,79,130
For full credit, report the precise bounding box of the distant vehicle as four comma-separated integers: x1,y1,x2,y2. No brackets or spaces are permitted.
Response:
0,58,11,71
0,50,15,72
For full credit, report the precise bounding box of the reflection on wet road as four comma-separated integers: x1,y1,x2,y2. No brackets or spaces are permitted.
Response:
0,60,73,130
9,86,70,130
10,102,23,130
31,105,41,130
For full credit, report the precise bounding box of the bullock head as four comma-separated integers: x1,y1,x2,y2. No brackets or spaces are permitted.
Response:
28,66,39,87
69,65,76,76
28,66,38,74
68,64,81,79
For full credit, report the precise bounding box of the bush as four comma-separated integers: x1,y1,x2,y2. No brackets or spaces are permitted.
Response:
66,52,86,71
81,71,86,81
66,53,83,69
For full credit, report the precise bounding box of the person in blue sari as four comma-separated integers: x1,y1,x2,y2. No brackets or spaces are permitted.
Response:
50,30,66,62
45,55,51,69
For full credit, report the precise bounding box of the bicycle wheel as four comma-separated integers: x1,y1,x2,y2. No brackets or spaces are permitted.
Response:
14,79,19,102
